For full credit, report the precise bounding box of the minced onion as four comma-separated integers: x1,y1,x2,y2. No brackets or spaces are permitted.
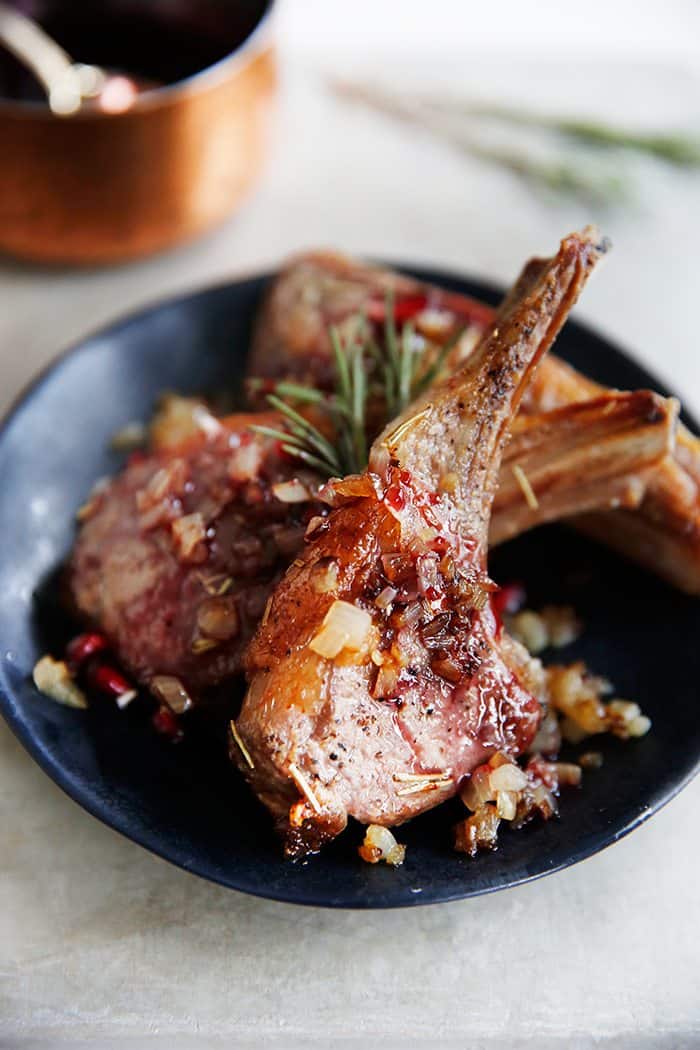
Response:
309,600,372,659
33,655,87,709
489,762,528,793
150,675,193,715
171,512,206,561
272,479,311,503
358,824,406,867
196,597,240,641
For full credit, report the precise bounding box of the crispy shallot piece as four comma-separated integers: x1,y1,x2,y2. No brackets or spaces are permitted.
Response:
235,229,607,856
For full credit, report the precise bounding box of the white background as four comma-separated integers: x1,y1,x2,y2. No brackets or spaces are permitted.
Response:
1,2,699,1047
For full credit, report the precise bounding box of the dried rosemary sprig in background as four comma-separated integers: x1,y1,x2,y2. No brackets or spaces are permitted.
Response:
249,296,464,478
330,80,700,205
428,99,700,167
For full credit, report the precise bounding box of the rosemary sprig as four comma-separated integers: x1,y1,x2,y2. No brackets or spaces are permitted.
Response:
250,296,466,478
250,379,326,405
329,79,700,205
429,99,700,167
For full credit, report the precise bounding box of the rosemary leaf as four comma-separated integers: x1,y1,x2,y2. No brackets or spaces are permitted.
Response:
249,423,301,445
350,345,367,471
281,444,338,476
267,381,327,404
266,394,341,471
384,289,400,374
330,327,352,403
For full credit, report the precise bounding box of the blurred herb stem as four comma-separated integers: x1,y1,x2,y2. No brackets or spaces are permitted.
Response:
331,79,700,205
427,98,700,167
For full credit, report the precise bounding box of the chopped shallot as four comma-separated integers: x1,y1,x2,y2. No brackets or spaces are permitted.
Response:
150,675,193,715
358,824,406,867
33,655,87,709
309,600,373,659
149,394,216,450
489,762,528,793
272,479,311,503
171,512,207,562
196,597,240,641
454,805,501,856
507,606,582,654
374,585,398,611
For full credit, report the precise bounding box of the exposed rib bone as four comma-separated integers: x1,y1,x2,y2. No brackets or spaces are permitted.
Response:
491,390,678,544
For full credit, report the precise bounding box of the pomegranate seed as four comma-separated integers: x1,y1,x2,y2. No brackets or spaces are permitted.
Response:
425,585,443,604
85,662,137,706
399,469,412,485
492,582,526,617
385,484,405,511
152,704,184,742
65,632,109,670
366,293,428,324
432,536,449,555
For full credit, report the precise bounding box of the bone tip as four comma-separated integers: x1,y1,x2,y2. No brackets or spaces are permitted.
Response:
577,224,612,258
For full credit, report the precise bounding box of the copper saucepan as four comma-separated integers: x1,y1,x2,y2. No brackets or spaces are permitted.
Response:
0,0,277,263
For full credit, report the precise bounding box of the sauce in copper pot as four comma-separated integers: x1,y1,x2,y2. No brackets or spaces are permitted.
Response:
0,0,267,102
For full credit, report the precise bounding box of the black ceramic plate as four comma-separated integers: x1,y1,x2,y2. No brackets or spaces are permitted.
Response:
1,267,699,909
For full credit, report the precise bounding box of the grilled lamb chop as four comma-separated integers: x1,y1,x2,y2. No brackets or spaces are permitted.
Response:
522,353,700,593
247,249,493,395
235,228,607,856
68,409,322,705
468,252,700,592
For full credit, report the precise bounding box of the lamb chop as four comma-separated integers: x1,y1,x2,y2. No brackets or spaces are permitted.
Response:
462,253,700,593
246,249,493,395
68,407,322,708
523,353,700,593
235,228,608,856
248,248,700,592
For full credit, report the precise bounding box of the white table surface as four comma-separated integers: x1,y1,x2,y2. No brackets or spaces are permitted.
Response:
1,3,699,1047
